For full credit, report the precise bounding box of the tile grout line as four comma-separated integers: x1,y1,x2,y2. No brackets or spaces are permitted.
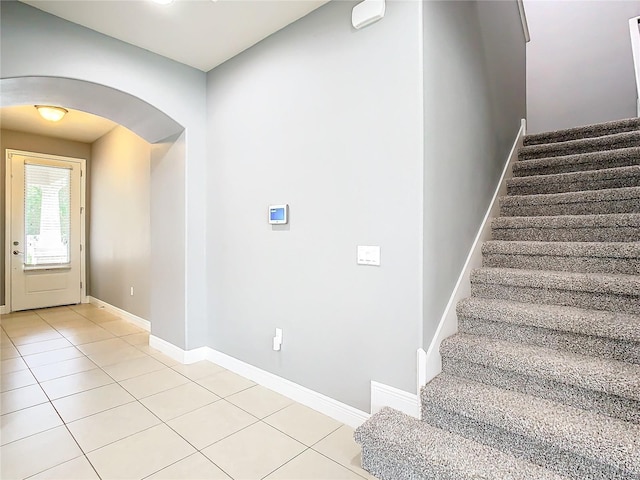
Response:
2,307,145,475
4,308,103,479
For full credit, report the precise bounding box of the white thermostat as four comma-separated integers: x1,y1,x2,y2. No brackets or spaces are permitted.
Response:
269,204,289,224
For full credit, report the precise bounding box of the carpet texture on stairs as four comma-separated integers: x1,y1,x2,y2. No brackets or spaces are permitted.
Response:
354,117,640,480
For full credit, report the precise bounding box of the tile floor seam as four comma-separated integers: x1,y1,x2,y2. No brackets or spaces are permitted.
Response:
310,447,371,480
259,446,312,479
59,425,103,478
72,415,162,454
227,393,294,420
308,424,344,447
0,423,61,448
21,451,90,480
39,375,117,401
159,418,242,478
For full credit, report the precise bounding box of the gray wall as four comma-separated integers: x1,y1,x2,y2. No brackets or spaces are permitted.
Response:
90,126,150,319
0,129,92,306
206,0,424,411
421,1,526,347
1,1,206,349
526,0,640,133
150,132,186,348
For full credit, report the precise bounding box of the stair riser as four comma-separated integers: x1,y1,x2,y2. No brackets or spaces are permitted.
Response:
441,358,640,424
500,199,640,217
519,136,640,161
471,283,640,315
507,175,640,195
482,253,640,275
491,226,640,242
458,317,640,364
513,156,640,177
420,406,632,480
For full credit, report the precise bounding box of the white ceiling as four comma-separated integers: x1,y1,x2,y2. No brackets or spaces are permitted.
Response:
1,106,118,143
21,0,330,72
5,0,330,142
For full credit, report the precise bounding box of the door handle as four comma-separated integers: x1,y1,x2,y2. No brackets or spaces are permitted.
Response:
13,250,23,255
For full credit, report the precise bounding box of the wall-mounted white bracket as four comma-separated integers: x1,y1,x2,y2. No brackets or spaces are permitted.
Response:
352,0,385,30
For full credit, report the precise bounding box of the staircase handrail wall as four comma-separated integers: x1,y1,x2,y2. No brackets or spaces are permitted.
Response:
418,120,526,390
630,16,640,116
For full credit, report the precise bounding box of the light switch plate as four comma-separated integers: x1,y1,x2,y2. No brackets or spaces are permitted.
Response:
357,245,380,266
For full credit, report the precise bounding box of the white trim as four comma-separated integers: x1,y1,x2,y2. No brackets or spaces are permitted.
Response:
421,119,526,386
417,347,427,400
629,16,640,116
88,296,150,331
147,335,370,428
4,150,87,313
0,305,7,314
517,0,530,43
371,381,419,418
207,348,370,428
148,334,207,364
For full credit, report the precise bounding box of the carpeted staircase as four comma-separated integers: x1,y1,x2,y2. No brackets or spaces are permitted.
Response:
354,117,640,480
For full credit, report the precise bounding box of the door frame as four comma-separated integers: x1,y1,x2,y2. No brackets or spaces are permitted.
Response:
4,149,87,313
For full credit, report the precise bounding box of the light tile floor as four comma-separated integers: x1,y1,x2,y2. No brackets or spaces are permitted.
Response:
0,305,375,480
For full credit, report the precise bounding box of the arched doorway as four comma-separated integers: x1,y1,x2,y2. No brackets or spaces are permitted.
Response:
1,76,187,347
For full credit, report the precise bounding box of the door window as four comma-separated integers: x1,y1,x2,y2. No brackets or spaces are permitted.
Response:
24,163,71,266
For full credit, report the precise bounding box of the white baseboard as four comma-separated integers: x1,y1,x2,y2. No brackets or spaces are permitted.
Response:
421,119,526,386
148,334,370,428
149,335,208,364
88,296,150,332
371,381,419,418
0,305,7,315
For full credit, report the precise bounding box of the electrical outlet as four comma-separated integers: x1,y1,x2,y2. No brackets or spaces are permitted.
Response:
130,287,134,296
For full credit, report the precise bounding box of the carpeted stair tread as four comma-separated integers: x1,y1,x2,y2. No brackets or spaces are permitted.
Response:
508,165,640,195
457,297,640,343
471,267,640,297
457,298,640,364
440,334,640,402
499,186,640,216
470,267,640,314
482,240,640,261
353,407,568,480
491,213,640,242
524,118,640,146
481,240,640,275
518,131,640,161
421,374,640,479
512,147,640,177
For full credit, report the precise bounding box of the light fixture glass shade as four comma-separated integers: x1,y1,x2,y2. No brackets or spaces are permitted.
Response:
35,105,68,122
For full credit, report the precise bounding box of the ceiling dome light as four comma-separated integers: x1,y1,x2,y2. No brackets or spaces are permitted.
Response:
35,105,68,122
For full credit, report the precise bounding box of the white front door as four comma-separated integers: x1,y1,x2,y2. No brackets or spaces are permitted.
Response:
8,151,85,311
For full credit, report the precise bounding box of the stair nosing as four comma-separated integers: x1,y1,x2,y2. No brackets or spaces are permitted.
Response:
500,186,640,207
472,267,640,294
481,240,640,260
